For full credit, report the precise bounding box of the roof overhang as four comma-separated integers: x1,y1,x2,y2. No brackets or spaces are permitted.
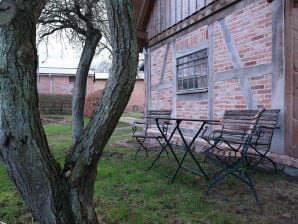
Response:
133,0,155,51
38,67,95,76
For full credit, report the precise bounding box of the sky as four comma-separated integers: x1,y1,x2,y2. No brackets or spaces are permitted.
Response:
37,35,143,72
37,36,111,70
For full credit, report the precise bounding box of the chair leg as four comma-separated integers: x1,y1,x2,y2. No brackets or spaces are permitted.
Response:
253,153,277,174
205,166,261,205
239,170,260,205
205,169,231,196
156,138,169,158
249,146,277,174
133,137,148,160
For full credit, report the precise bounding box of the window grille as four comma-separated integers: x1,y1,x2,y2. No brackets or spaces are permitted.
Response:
177,49,208,92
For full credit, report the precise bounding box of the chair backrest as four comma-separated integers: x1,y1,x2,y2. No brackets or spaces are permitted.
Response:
146,110,172,132
221,109,263,133
251,109,280,146
221,109,280,147
148,110,172,117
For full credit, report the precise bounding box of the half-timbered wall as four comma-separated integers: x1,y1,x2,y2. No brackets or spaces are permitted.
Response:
145,0,298,168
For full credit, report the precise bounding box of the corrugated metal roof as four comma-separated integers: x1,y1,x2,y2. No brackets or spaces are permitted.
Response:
95,72,144,80
38,67,95,76
95,73,109,79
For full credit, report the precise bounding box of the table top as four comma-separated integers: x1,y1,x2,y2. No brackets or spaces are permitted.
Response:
147,116,220,124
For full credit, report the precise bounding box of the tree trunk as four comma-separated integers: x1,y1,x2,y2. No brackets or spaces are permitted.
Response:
64,0,138,222
0,1,69,222
0,0,138,223
71,31,101,144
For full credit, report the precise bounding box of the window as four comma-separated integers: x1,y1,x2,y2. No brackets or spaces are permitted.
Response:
69,76,75,83
177,49,208,93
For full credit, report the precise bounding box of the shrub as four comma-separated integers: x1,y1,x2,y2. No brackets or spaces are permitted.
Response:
84,90,103,118
39,94,73,115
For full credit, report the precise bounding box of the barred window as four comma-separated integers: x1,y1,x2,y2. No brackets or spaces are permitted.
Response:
177,49,208,93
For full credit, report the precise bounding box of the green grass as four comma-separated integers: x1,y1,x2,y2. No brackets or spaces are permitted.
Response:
0,163,27,223
43,123,71,133
117,121,131,128
122,112,144,119
1,114,298,223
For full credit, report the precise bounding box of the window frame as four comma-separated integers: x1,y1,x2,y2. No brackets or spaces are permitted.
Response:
176,48,208,94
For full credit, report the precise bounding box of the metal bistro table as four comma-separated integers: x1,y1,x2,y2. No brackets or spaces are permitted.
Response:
147,117,220,183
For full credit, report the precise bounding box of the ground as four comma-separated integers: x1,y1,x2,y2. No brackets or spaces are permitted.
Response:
1,114,298,224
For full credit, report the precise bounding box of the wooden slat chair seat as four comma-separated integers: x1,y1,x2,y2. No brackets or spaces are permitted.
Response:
132,110,172,159
201,109,280,204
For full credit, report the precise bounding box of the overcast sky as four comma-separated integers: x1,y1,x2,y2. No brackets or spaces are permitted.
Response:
37,36,110,69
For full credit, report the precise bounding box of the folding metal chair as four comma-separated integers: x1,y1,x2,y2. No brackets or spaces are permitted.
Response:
131,110,171,159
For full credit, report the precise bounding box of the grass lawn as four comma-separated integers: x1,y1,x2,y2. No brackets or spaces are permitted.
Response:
0,113,298,223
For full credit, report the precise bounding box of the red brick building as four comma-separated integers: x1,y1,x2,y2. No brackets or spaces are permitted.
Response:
38,67,96,95
38,67,145,112
134,0,298,173
93,72,145,112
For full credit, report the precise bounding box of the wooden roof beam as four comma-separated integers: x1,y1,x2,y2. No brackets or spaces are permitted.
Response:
137,0,155,32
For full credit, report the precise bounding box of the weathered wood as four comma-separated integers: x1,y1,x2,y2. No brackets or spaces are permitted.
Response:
146,0,221,38
202,109,280,166
285,0,298,158
160,0,166,32
171,0,176,26
176,0,182,23
189,0,197,15
154,1,160,35
134,0,155,31
148,0,240,46
165,0,171,28
182,0,189,20
203,109,271,205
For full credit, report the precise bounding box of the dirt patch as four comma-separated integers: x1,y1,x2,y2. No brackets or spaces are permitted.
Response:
41,116,71,125
102,151,124,159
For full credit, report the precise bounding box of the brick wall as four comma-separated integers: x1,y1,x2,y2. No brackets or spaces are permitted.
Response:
85,79,144,114
176,25,208,51
149,1,273,115
228,1,272,66
150,44,173,111
38,75,144,113
38,75,94,95
126,79,145,112
213,0,273,117
249,74,272,109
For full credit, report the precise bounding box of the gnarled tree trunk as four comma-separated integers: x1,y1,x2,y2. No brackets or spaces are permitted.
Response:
71,31,102,144
0,0,138,223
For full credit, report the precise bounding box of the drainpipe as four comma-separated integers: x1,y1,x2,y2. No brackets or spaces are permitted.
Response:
49,74,53,95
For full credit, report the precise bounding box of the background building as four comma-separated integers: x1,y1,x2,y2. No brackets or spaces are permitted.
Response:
38,67,145,113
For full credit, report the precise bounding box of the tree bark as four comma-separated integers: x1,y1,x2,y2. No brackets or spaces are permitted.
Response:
71,31,102,144
0,0,137,223
0,1,68,222
64,0,138,222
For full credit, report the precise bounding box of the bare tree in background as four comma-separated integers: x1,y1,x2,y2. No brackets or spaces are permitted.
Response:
38,0,111,143
0,0,138,222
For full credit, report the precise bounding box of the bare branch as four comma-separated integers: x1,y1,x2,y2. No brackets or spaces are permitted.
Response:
38,0,110,52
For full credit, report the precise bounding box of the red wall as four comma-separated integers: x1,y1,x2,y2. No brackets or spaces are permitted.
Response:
38,75,144,113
